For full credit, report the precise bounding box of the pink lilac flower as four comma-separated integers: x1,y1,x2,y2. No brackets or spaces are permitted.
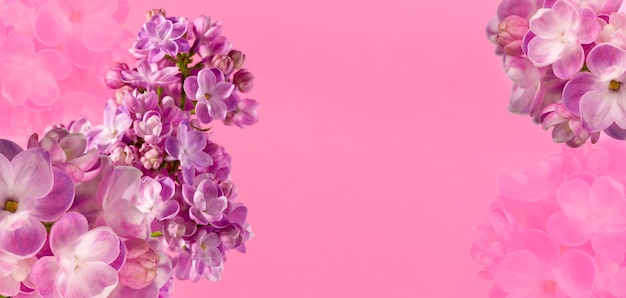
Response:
526,0,601,79
0,251,36,297
0,35,71,106
135,15,190,63
597,12,626,50
492,229,597,298
541,102,601,147
563,44,626,132
30,212,122,297
33,0,126,69
0,145,74,256
546,176,626,258
183,68,235,123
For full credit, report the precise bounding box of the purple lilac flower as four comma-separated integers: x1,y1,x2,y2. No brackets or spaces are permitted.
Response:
183,68,235,123
121,59,180,89
224,98,259,128
182,179,228,225
165,123,213,183
123,90,159,120
91,103,132,153
136,15,190,63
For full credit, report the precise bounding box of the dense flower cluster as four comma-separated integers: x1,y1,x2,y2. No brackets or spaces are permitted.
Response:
487,0,626,147
0,0,131,140
0,9,258,298
472,139,626,297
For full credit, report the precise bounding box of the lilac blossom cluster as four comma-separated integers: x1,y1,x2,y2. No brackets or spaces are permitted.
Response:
472,140,626,297
488,0,626,147
0,9,257,298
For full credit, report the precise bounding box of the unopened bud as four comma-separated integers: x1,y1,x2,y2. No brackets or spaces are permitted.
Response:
233,69,254,93
496,15,529,56
210,54,234,74
104,63,129,89
146,8,166,20
228,50,245,69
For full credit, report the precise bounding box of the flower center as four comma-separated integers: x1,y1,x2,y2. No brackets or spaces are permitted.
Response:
610,80,621,91
4,200,18,213
70,11,81,23
205,93,211,100
543,280,556,293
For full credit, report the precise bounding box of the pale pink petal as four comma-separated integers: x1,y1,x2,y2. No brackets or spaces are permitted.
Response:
28,168,74,222
199,69,217,94
0,217,46,256
0,274,20,297
0,154,14,198
101,167,141,206
529,9,563,39
11,148,53,200
49,212,89,256
546,211,593,246
209,99,228,120
528,37,565,66
34,49,72,80
586,44,626,75
78,0,118,17
0,35,35,57
29,256,61,298
183,76,199,100
580,91,617,131
33,3,70,47
562,72,599,115
589,176,626,222
104,199,149,239
553,249,596,298
0,68,32,106
61,262,119,298
74,228,120,263
592,227,626,258
577,8,601,44
552,45,584,79
493,250,543,292
64,34,109,69
80,18,122,51
556,179,592,219
507,229,559,266
29,71,60,106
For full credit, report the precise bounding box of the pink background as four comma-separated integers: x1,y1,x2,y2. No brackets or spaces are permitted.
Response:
124,0,559,297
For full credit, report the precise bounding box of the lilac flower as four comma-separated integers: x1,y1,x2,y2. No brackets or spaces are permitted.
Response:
541,102,600,147
233,69,255,93
91,103,132,153
182,179,228,225
29,212,122,298
224,98,259,128
136,15,190,63
183,68,235,123
140,143,165,170
192,16,222,42
0,251,36,297
134,111,168,145
164,216,197,250
134,177,179,222
121,59,180,89
165,123,213,183
122,90,159,120
28,128,100,183
0,144,74,256
563,44,626,132
111,144,139,166
526,0,601,79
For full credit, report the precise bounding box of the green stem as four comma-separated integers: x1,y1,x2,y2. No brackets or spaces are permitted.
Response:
151,231,164,237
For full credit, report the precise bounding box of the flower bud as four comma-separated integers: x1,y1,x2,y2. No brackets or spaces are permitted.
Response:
104,63,129,89
119,239,159,289
146,8,166,20
228,50,245,69
210,54,234,74
233,69,254,93
496,15,529,56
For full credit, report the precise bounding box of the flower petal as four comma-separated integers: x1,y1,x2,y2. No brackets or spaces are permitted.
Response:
552,44,584,80
60,261,119,298
563,72,599,115
527,37,565,67
28,168,74,222
50,212,89,256
74,227,120,263
11,148,53,200
0,217,47,256
553,249,596,297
